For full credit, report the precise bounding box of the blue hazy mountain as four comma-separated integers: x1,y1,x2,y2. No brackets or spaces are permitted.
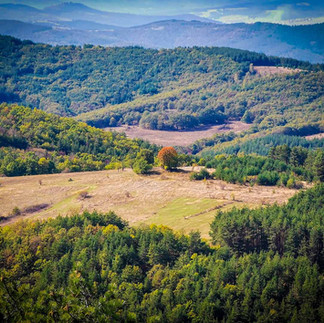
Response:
0,3,216,27
0,2,323,62
0,18,323,63
0,0,323,19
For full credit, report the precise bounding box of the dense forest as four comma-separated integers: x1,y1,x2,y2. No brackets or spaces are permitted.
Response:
191,131,324,157
1,35,323,132
200,133,324,156
0,104,158,176
1,184,323,322
191,145,324,187
79,70,324,132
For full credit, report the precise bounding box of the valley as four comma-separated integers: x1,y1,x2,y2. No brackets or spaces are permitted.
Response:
104,121,250,146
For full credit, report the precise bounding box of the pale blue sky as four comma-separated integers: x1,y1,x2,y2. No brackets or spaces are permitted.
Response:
1,0,323,23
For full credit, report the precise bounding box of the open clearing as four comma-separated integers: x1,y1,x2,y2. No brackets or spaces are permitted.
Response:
253,66,302,76
0,168,297,238
105,121,250,146
304,133,324,140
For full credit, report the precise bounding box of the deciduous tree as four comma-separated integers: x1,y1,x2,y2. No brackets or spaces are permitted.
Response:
157,147,178,170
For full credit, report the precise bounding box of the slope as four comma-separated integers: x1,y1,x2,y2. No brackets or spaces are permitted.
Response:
1,35,323,135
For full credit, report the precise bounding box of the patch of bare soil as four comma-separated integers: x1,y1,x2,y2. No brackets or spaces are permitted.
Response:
0,168,297,228
304,133,324,140
253,66,302,76
105,121,250,146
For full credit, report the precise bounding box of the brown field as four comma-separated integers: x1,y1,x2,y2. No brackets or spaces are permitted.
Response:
254,66,302,76
105,121,250,146
0,168,298,238
304,133,324,140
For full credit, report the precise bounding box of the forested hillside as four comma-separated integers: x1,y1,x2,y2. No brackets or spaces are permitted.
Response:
0,104,158,176
1,35,323,132
192,132,324,157
1,184,323,321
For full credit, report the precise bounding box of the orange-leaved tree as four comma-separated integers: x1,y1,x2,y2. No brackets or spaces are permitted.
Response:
158,147,178,170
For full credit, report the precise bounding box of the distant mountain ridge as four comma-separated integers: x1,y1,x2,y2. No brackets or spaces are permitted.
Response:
0,18,323,62
0,2,216,27
0,2,323,62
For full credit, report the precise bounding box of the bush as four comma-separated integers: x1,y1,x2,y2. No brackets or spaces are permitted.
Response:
190,168,212,180
78,191,90,200
11,206,21,217
133,157,152,174
257,171,279,186
279,173,289,186
286,177,296,189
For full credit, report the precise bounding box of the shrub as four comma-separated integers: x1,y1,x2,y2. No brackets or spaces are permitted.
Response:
133,157,152,174
78,191,90,200
190,168,211,180
23,204,49,213
11,206,21,217
286,177,296,189
257,171,279,186
279,173,289,186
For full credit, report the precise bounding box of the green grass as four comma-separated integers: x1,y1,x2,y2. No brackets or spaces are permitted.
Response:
141,198,224,238
141,197,253,238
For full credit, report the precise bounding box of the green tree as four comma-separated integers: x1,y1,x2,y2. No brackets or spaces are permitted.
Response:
314,150,324,182
133,157,152,174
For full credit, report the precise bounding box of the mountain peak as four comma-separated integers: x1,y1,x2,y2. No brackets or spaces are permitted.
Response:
44,2,98,13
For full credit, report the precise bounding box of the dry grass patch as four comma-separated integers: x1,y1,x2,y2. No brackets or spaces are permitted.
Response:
254,66,302,76
104,121,250,146
304,133,324,140
0,168,297,238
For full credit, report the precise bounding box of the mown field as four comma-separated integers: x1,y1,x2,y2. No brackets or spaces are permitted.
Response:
0,167,298,238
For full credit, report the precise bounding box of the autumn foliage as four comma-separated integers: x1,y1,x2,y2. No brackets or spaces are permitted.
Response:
157,147,178,170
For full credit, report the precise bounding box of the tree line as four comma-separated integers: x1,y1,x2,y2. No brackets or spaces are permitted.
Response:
191,146,324,187
193,133,324,157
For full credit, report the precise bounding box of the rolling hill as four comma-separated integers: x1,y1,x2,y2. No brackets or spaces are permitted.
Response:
0,35,323,136
0,2,324,322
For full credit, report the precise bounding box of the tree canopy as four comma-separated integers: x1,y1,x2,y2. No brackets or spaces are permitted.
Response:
158,147,178,170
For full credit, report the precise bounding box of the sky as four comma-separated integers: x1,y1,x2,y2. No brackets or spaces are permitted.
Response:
1,0,324,24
